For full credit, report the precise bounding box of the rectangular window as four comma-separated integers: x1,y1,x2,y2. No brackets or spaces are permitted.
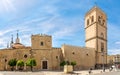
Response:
87,19,89,25
101,42,104,52
41,42,44,46
91,16,94,22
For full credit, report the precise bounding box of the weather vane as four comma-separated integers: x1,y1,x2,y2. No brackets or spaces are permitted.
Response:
94,1,97,6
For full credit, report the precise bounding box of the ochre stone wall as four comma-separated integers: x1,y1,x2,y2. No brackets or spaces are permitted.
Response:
61,44,95,70
0,47,62,71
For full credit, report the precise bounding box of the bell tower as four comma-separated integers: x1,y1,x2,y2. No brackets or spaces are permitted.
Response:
85,6,107,67
31,34,52,50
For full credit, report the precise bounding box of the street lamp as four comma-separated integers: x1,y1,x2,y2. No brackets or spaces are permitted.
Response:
101,45,105,72
102,51,105,72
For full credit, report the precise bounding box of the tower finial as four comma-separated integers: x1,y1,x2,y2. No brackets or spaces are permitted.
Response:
10,34,14,48
11,34,13,43
17,30,19,39
7,42,9,48
16,30,20,43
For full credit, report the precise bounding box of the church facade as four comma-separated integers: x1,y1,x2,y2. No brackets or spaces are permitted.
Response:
0,6,107,71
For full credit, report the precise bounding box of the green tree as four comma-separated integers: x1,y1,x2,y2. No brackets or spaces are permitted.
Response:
17,60,24,70
71,61,76,70
26,59,36,71
60,61,67,66
71,61,76,66
8,58,17,71
60,61,67,70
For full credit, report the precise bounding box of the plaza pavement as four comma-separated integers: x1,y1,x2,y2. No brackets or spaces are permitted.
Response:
94,71,120,75
0,69,119,75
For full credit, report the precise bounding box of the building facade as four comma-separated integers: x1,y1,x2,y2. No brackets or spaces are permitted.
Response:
0,6,108,71
107,54,120,69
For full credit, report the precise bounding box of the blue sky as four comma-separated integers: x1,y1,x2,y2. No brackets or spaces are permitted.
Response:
0,0,120,55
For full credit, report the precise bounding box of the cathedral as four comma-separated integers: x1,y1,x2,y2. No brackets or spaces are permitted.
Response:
0,6,107,71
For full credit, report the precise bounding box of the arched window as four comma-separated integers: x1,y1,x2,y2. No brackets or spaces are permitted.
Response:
87,19,89,25
103,20,105,25
98,16,101,23
101,33,104,38
91,16,94,22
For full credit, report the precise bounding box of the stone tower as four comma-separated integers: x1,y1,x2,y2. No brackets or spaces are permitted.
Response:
85,6,107,68
31,34,52,50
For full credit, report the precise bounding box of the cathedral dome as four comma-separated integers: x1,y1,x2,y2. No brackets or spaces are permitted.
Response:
10,30,25,49
12,43,25,49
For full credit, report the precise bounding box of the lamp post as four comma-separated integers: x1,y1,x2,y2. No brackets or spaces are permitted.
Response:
102,51,105,72
101,45,106,72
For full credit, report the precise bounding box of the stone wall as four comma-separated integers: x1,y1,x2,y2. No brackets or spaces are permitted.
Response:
61,44,95,70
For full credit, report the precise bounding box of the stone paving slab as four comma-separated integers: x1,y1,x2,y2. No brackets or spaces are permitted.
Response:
0,69,116,75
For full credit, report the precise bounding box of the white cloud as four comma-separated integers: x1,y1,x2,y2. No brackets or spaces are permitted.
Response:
0,36,10,48
0,27,25,35
0,0,92,49
0,39,5,45
109,49,120,55
0,0,16,13
20,34,31,46
115,41,120,45
0,28,16,36
53,26,77,38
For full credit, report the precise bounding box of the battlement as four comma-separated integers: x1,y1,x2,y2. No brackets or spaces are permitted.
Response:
32,34,51,37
